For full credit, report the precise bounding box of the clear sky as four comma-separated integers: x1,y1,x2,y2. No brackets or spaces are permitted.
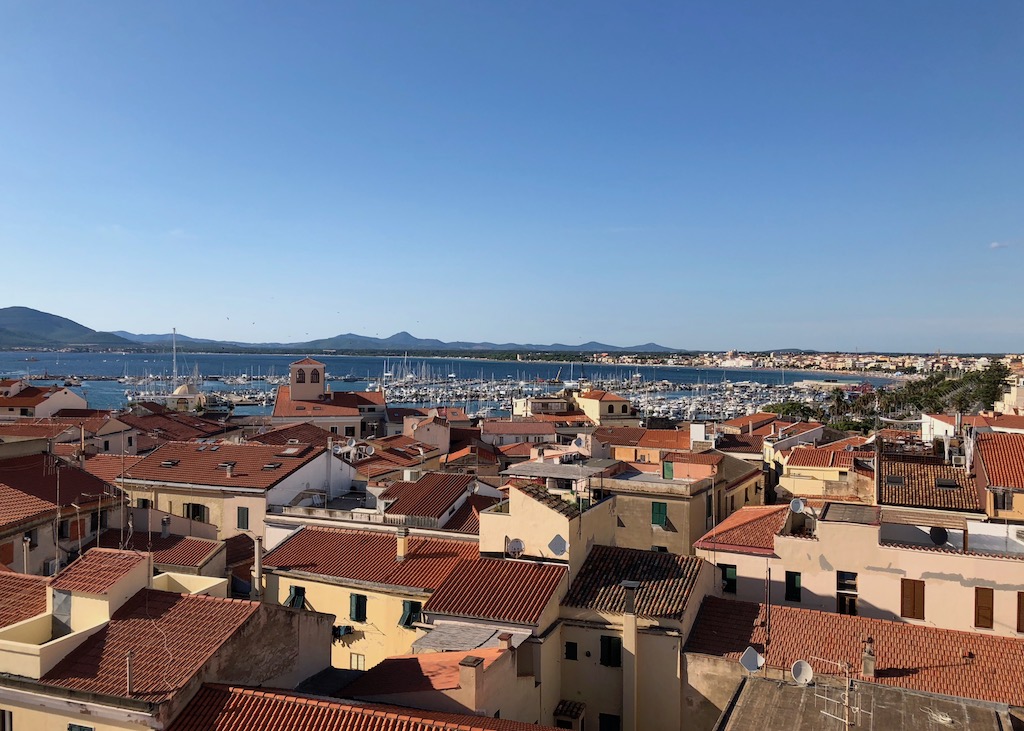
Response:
1,2,1021,352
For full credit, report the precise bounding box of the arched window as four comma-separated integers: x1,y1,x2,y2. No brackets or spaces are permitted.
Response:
311,369,321,384
296,369,306,383
621,404,628,413
607,404,614,414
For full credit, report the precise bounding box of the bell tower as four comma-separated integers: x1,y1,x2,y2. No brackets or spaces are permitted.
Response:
289,357,326,402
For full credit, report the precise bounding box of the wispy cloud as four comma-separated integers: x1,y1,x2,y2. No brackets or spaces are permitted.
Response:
989,241,1010,250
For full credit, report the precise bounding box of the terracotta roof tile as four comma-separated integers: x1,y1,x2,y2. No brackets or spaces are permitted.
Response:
0,572,49,629
563,545,704,620
497,441,535,457
124,441,324,490
80,454,145,485
381,473,476,520
878,455,981,512
693,505,790,555
290,357,324,366
975,431,1024,489
425,559,566,625
262,526,477,590
637,428,691,450
344,648,505,695
0,482,57,531
715,433,765,454
444,495,501,534
117,411,232,441
664,452,724,465
480,420,557,436
50,548,146,594
0,453,117,512
787,448,874,469
169,684,555,731
42,591,260,702
686,596,1024,706
88,532,221,568
592,427,647,446
577,389,628,402
248,422,336,448
0,422,76,439
224,533,256,567
723,413,778,431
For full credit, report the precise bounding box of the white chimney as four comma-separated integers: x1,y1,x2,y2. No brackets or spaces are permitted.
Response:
251,536,264,601
160,516,170,540
226,464,234,479
396,527,409,562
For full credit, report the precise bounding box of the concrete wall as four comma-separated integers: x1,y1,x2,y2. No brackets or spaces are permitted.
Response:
683,652,746,731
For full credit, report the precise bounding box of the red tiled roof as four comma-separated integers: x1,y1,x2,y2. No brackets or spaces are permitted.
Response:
42,591,260,702
497,441,535,457
592,427,646,446
247,422,336,448
80,454,145,485
0,422,76,439
685,596,1024,706
290,357,324,366
480,420,556,435
975,431,1024,489
0,453,118,510
89,532,221,568
50,549,146,594
262,526,478,590
637,428,691,450
577,389,628,401
563,545,704,620
169,684,556,731
786,448,873,469
381,473,476,519
444,495,501,534
425,559,566,625
0,482,57,531
0,385,66,408
344,648,505,695
693,505,789,555
224,533,256,567
441,445,498,465
715,433,765,454
525,411,593,425
117,411,232,441
124,441,323,490
817,436,870,451
665,452,724,465
272,385,368,418
723,413,778,431
0,572,49,629
878,455,982,512
984,414,1024,431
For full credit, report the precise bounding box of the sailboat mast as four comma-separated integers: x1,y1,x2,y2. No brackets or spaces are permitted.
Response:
172,328,178,389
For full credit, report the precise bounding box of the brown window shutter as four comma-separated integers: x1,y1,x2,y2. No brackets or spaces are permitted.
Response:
975,587,994,629
915,580,925,619
901,579,913,617
1018,592,1024,634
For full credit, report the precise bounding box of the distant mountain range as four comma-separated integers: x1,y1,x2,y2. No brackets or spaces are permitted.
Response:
0,307,676,352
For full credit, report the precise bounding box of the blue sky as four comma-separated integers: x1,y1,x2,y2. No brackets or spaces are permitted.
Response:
0,2,1021,352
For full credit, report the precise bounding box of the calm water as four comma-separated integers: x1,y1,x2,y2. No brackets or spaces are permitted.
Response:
0,350,892,414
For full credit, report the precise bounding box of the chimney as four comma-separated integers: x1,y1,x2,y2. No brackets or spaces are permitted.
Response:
396,527,409,562
458,655,484,711
226,464,234,480
861,637,876,678
160,516,171,539
621,580,640,731
251,536,264,601
498,632,514,651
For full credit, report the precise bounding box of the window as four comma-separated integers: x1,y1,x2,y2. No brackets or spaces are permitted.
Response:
901,579,925,620
837,571,858,616
69,724,95,731
184,503,208,523
350,593,367,622
136,498,151,509
296,369,306,383
233,506,249,531
1018,592,1024,634
284,585,306,609
103,440,110,452
311,369,321,384
729,495,735,512
621,404,627,413
399,600,421,628
995,491,1014,511
349,653,365,671
0,709,10,731
330,426,339,434
607,405,614,414
599,635,622,667
564,641,578,660
599,713,621,731
24,529,37,549
785,572,801,603
720,564,737,594
705,491,713,519
58,520,71,539
344,426,356,437
651,502,667,527
127,436,133,447
651,545,668,553
556,722,574,730
975,587,994,629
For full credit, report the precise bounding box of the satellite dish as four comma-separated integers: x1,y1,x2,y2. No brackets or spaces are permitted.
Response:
547,534,568,556
346,438,357,448
789,498,806,514
791,660,814,686
332,445,343,455
929,526,949,546
573,437,584,448
364,445,375,456
739,646,765,674
506,538,526,559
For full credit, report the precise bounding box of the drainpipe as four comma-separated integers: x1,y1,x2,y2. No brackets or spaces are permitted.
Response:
621,580,640,731
22,535,31,574
251,536,263,601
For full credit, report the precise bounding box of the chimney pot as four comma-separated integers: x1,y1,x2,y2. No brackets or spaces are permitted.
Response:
498,632,513,650
160,516,171,540
226,464,234,479
861,637,876,678
396,527,409,562
621,580,641,615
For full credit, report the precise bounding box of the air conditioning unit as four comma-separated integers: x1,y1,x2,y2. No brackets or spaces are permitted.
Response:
44,559,60,576
952,455,967,467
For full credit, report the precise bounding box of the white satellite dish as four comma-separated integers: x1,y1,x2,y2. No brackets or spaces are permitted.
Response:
789,498,806,514
739,646,765,674
791,659,814,685
364,445,375,456
346,438,357,448
506,537,526,559
332,445,343,455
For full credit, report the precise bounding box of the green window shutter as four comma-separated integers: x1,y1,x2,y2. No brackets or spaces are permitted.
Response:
663,461,674,480
237,506,249,530
351,593,367,622
652,502,667,527
399,600,422,628
286,585,305,609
